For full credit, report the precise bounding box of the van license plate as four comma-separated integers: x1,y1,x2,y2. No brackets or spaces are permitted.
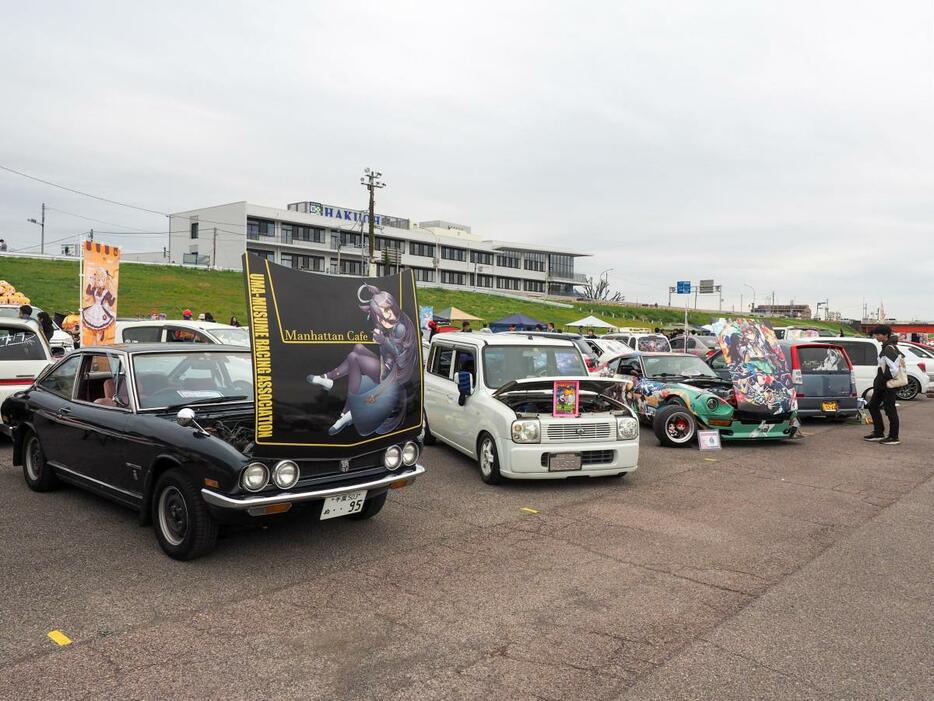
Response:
320,490,368,520
549,453,582,471
821,401,838,412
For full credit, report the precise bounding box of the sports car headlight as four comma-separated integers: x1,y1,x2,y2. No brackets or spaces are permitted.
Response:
511,419,540,443
401,441,420,466
241,462,269,492
384,445,402,471
705,396,721,411
272,460,299,489
616,416,639,440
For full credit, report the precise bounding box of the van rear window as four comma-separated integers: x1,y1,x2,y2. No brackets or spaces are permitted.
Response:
797,346,849,373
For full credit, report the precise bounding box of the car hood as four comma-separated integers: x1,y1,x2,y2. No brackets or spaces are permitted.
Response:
492,376,626,398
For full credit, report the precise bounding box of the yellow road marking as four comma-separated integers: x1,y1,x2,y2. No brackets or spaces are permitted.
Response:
47,630,72,646
520,507,539,514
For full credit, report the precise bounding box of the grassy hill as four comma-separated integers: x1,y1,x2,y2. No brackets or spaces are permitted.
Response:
0,256,853,333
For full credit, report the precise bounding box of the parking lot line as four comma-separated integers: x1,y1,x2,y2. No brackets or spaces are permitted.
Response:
520,507,540,514
704,458,718,462
47,630,72,646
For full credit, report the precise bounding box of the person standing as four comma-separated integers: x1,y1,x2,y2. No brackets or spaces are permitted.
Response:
461,320,473,333
182,309,193,320
36,311,54,342
0,239,7,252
229,316,241,327
864,325,902,445
18,304,32,320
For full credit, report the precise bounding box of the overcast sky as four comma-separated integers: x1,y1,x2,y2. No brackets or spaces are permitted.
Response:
1,1,932,319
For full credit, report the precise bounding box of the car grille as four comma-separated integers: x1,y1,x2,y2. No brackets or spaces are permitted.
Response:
545,422,614,441
539,450,616,467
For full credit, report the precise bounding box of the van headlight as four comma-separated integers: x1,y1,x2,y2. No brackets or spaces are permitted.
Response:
401,441,419,466
241,462,269,492
616,416,639,440
384,445,402,470
511,419,540,443
272,460,299,489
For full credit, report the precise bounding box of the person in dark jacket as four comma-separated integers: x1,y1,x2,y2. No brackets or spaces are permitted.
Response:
36,311,55,342
864,325,901,445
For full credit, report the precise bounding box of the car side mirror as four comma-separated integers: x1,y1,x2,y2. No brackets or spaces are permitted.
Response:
176,408,196,426
51,347,65,358
456,370,474,405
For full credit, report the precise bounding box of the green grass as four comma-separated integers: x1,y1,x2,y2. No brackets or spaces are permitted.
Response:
0,256,854,333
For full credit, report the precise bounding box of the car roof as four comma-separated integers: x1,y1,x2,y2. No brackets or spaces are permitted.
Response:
511,331,585,340
117,320,240,331
75,343,251,354
0,317,43,331
431,332,577,348
632,351,695,359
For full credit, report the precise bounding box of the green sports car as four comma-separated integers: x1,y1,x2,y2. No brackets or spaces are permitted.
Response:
605,352,797,447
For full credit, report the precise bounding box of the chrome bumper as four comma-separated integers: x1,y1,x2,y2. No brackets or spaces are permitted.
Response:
200,464,426,510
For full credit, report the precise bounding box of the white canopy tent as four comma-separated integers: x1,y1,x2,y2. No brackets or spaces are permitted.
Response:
566,315,616,330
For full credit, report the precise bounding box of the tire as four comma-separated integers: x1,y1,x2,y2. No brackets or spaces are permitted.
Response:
348,492,387,520
152,468,218,560
422,416,437,446
895,377,921,401
22,429,59,492
653,404,697,448
476,433,504,484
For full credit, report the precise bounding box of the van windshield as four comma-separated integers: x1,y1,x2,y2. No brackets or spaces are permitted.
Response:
482,345,586,388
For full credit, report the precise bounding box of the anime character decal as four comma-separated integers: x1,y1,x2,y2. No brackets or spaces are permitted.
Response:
710,318,795,415
307,284,419,436
81,241,120,346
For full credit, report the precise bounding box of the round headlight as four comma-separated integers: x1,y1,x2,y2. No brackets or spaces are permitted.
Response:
706,396,720,411
384,445,402,471
617,416,639,440
401,441,419,466
241,462,269,492
273,460,300,489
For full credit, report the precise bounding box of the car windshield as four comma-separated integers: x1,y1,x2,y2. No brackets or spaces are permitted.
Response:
643,355,717,379
210,327,250,346
133,351,253,410
483,345,587,388
636,335,671,352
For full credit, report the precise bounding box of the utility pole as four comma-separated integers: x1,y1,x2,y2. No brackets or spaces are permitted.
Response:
26,202,46,253
360,168,385,276
212,227,217,268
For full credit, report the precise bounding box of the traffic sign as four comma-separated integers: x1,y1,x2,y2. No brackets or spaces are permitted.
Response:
676,281,691,294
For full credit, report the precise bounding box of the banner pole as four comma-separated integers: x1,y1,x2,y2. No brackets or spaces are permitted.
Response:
78,238,84,345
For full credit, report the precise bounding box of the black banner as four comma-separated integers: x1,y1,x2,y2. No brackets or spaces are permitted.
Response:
243,254,423,459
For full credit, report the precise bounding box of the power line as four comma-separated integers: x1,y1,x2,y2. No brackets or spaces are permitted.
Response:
45,207,150,232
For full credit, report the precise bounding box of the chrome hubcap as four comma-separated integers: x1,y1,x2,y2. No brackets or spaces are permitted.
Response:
25,437,40,481
665,412,694,443
479,440,494,476
158,486,189,546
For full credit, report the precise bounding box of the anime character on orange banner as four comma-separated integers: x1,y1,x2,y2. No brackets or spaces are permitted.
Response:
81,241,120,346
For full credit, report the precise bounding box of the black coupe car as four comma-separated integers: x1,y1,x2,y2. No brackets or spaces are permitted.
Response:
1,344,424,559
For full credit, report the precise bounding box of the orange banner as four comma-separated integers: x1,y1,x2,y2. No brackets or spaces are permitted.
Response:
81,240,120,346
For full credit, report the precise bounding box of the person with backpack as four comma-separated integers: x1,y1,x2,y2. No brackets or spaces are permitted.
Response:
864,325,904,445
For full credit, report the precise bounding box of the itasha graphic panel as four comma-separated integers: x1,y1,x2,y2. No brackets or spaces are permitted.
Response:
710,317,795,415
81,240,120,347
243,253,423,459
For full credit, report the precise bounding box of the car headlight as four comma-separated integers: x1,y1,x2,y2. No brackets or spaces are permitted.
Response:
705,396,721,411
241,462,269,492
384,445,402,470
511,419,540,443
272,460,299,489
401,441,419,466
617,416,639,440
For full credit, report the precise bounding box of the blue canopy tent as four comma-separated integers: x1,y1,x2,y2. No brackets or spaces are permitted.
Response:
489,313,547,332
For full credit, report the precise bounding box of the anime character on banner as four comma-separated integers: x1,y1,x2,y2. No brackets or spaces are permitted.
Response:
81,241,120,346
419,305,433,334
307,283,419,436
710,318,795,415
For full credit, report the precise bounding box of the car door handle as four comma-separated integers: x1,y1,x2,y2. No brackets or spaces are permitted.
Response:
57,407,71,416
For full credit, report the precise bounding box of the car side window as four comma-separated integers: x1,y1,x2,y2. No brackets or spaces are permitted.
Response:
167,327,210,343
122,326,163,343
38,355,81,398
837,341,875,366
0,326,47,360
669,337,684,350
75,353,129,408
429,346,454,380
454,349,476,380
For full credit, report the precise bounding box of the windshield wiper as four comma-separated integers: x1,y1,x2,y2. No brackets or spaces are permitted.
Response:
165,395,249,411
648,372,684,378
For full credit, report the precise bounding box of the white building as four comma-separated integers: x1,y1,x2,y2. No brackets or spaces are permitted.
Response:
168,200,589,298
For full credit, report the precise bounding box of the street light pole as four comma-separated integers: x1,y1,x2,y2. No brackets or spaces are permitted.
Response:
743,283,756,313
27,202,45,253
360,168,385,276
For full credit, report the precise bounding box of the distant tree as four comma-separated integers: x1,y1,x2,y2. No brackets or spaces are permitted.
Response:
580,276,623,302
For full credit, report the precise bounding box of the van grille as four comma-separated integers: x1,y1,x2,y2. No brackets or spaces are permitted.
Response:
546,422,613,441
539,450,616,467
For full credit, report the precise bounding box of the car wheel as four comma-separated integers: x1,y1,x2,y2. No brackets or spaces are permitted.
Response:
895,378,921,401
152,468,218,560
347,492,387,520
477,433,503,484
654,404,697,448
22,429,59,492
422,415,437,445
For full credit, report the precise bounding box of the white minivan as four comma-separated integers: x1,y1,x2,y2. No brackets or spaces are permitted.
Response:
832,337,929,401
423,333,639,483
115,320,249,346
0,318,59,433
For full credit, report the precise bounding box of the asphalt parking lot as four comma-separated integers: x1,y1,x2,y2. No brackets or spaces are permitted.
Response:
1,402,933,700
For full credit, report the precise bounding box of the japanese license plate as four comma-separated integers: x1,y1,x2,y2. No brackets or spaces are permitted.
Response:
821,401,838,412
549,453,582,472
320,490,368,520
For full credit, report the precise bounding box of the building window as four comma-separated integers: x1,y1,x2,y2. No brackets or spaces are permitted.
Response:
339,231,362,248
496,276,521,291
280,223,292,244
524,279,545,293
412,267,435,282
247,248,275,261
280,253,292,268
548,282,576,296
409,241,435,258
247,218,275,238
292,225,325,244
375,236,404,251
441,245,467,262
440,271,466,285
470,251,494,266
524,252,546,272
548,254,575,279
339,259,362,275
293,254,324,271
190,222,199,240
474,274,494,288
496,253,520,269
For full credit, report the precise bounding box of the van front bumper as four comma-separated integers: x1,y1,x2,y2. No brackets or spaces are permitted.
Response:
499,439,639,478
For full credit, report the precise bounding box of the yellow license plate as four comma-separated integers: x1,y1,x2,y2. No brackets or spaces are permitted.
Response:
821,401,838,412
